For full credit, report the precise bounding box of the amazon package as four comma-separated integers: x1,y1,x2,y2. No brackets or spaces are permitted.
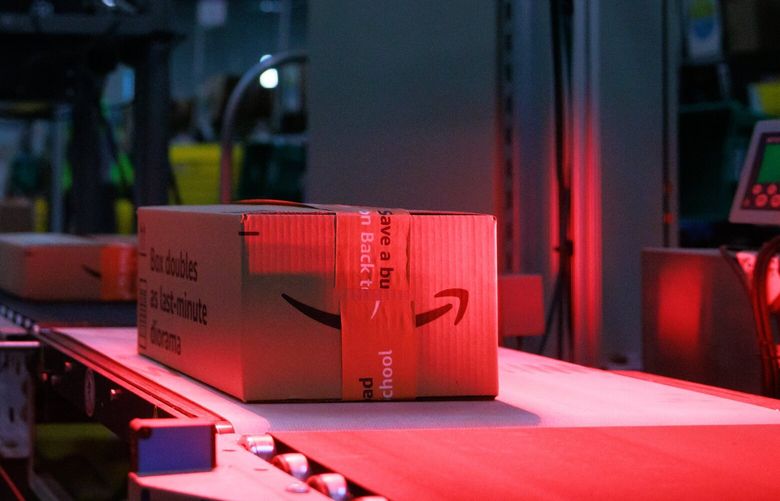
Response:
136,203,498,402
0,233,137,301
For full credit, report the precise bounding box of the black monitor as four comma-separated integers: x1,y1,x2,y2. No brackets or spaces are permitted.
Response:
730,120,780,225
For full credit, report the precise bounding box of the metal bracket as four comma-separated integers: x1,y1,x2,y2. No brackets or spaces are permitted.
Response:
0,338,39,459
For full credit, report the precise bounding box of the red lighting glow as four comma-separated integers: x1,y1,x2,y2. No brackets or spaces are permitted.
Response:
656,261,704,364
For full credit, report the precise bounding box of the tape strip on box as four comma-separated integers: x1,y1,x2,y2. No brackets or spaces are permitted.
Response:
335,208,417,400
100,244,137,301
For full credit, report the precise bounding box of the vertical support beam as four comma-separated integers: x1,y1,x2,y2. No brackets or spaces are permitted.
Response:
278,0,292,51
570,0,665,368
510,1,557,355
663,0,680,247
133,40,172,209
49,105,69,233
512,0,556,283
498,0,518,274
570,0,602,367
71,75,110,234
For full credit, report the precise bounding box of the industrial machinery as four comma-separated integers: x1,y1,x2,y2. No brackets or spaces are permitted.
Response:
644,120,780,398
730,119,780,225
3,292,780,498
0,0,175,233
4,6,780,499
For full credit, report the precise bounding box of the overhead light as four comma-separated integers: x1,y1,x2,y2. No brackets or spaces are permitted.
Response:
259,54,278,89
259,69,279,89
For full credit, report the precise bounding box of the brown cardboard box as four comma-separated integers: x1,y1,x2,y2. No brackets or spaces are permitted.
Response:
0,198,34,232
723,0,780,54
137,203,498,402
0,233,137,301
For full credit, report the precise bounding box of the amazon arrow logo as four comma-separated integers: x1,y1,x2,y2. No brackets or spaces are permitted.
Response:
82,265,102,279
281,288,469,330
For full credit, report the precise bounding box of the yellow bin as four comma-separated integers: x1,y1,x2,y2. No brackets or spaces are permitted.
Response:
169,143,243,205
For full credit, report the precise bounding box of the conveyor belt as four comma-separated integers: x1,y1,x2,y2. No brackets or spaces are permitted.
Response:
27,326,780,499
0,289,135,329
36,327,231,430
46,327,780,434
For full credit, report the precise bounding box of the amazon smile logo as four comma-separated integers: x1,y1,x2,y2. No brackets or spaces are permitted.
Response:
82,265,102,279
281,288,469,329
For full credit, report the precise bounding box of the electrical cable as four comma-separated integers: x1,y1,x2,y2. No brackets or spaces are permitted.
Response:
538,0,574,360
219,50,307,204
748,236,780,397
0,464,25,501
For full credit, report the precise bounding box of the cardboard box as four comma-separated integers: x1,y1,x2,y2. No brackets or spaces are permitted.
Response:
723,0,780,54
137,203,498,402
0,233,137,301
0,198,34,233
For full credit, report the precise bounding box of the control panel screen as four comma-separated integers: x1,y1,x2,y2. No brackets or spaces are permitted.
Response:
730,120,780,225
757,141,780,183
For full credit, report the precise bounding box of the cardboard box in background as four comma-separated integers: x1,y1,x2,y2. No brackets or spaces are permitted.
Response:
0,233,137,301
723,0,780,54
137,203,498,402
0,198,34,233
89,234,138,301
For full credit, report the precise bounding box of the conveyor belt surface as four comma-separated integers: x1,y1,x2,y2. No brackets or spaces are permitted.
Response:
49,327,780,433
274,425,780,500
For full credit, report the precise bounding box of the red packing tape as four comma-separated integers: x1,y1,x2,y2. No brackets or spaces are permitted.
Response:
335,208,417,400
